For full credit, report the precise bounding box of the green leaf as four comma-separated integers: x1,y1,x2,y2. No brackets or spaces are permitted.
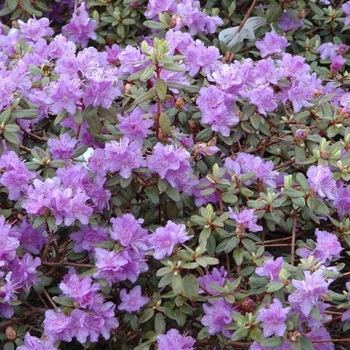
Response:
216,237,240,253
159,112,171,136
172,274,183,294
165,185,180,202
233,248,245,266
155,79,167,100
52,297,75,307
182,274,199,300
140,65,155,81
282,187,305,198
260,337,284,348
3,131,20,144
299,335,315,350
154,313,166,334
143,20,166,30
266,282,284,292
196,256,219,267
145,186,159,205
139,308,155,323
33,216,46,229
309,2,324,16
266,4,282,23
132,89,156,106
231,328,249,341
222,193,238,204
250,327,265,342
4,342,15,350
4,124,20,133
54,110,69,125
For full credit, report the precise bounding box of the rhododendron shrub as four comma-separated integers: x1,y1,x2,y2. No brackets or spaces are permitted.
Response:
1,0,350,349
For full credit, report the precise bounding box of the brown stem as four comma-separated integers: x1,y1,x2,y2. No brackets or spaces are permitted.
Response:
42,287,57,310
234,0,259,36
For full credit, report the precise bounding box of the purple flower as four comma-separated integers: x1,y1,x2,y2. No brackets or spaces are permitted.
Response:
288,270,331,317
47,133,77,160
229,207,263,233
157,329,196,350
147,143,192,191
43,309,73,343
184,41,221,76
83,76,121,109
198,266,228,295
70,309,104,343
110,214,149,253
255,32,289,58
10,254,41,292
59,271,102,310
17,333,56,350
0,217,19,266
0,151,35,200
306,327,335,350
279,12,303,31
241,85,277,116
93,248,140,286
47,76,83,115
18,18,54,42
145,0,177,19
333,184,350,219
104,138,145,178
118,285,149,313
93,301,119,340
299,229,342,264
174,0,223,35
255,256,284,282
149,221,191,260
196,85,239,137
62,3,97,47
201,298,233,337
318,42,339,59
343,2,350,27
331,55,347,71
306,165,336,199
118,107,154,146
70,225,109,256
17,219,46,255
257,298,290,338
225,153,279,188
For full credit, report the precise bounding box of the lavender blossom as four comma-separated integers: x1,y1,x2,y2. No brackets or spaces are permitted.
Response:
147,143,192,191
196,85,239,136
118,107,154,146
298,229,342,264
149,221,191,260
343,2,350,27
198,266,228,295
62,3,97,47
118,285,149,313
279,12,303,31
306,165,336,199
255,256,284,282
157,329,196,350
288,270,331,317
47,133,77,160
255,32,289,58
104,138,145,178
17,333,56,350
257,298,290,338
333,184,350,219
229,207,263,233
201,298,233,337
